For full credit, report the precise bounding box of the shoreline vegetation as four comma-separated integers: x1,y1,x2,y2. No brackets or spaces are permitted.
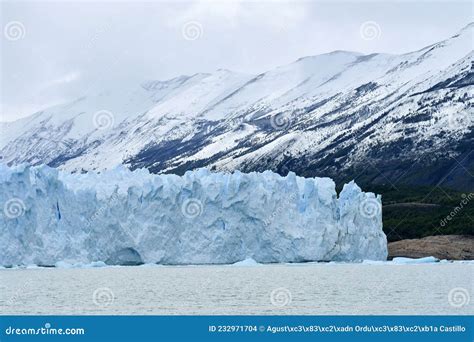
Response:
362,185,473,241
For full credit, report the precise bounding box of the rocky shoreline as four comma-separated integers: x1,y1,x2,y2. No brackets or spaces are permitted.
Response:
388,235,474,260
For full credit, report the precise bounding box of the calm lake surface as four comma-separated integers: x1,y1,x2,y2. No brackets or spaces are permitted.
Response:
0,263,472,315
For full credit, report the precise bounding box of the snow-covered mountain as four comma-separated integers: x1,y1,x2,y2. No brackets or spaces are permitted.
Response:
1,23,473,190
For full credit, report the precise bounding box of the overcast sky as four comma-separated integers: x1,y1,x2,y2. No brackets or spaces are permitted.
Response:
1,0,472,122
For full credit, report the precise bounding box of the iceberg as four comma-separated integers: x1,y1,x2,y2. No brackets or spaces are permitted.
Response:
391,256,439,264
231,258,261,267
0,164,387,266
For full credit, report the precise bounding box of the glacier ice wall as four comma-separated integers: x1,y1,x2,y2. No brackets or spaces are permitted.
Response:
0,164,387,266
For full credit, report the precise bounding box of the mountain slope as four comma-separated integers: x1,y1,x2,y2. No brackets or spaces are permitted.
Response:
1,23,473,191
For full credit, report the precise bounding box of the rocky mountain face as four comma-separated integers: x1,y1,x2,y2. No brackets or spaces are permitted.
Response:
1,23,473,190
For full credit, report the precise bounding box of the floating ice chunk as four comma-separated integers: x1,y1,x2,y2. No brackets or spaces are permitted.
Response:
361,259,386,265
88,261,108,268
231,258,261,266
391,256,439,264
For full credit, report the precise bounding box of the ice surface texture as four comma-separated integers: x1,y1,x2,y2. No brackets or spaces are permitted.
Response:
0,164,387,266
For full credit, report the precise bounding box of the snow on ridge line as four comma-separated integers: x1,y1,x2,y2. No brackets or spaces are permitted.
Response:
0,164,387,266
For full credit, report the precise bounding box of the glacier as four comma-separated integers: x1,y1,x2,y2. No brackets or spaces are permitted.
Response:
0,164,387,266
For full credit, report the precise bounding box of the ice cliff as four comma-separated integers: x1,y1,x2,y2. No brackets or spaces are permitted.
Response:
0,164,387,266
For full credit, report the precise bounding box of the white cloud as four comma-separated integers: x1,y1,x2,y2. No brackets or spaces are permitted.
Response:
0,0,472,122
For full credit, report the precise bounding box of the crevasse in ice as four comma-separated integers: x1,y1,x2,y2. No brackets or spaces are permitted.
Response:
0,164,387,266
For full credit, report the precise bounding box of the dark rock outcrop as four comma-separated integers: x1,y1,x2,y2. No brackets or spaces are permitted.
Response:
388,235,474,260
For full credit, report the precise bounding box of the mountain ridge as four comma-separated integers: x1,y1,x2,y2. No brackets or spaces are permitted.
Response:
1,23,473,191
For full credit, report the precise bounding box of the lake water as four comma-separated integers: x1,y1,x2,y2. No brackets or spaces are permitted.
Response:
0,263,472,315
